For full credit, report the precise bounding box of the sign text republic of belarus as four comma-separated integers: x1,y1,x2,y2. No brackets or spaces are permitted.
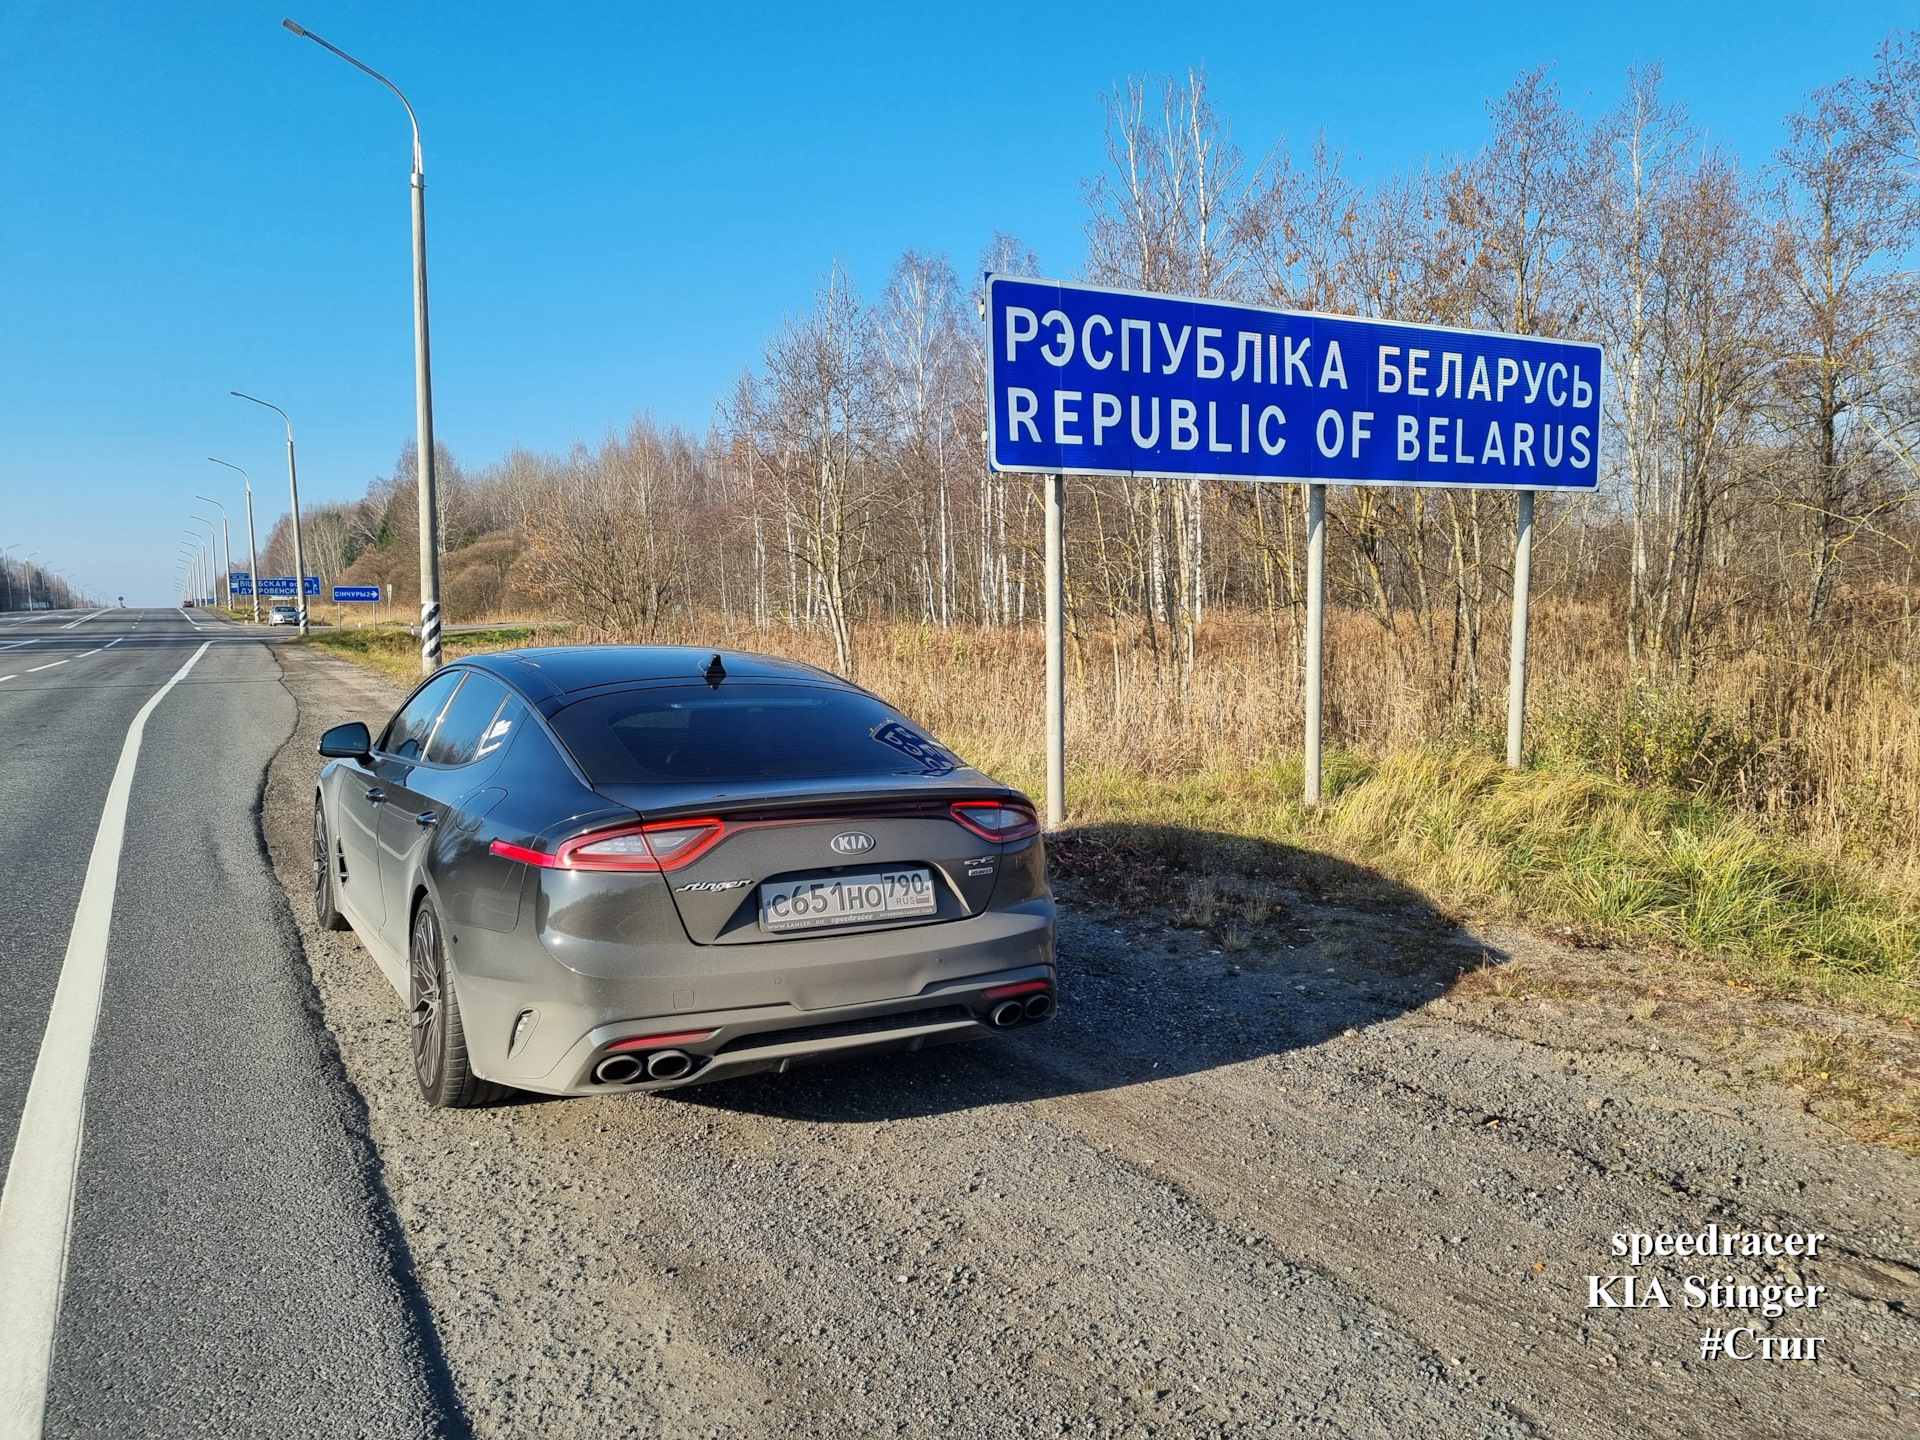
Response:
987,276,1600,489
985,274,1603,820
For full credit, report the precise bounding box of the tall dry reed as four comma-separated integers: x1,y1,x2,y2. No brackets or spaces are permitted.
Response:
674,602,1920,877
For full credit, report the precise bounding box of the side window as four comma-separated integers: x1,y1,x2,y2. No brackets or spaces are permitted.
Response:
379,671,464,760
474,695,527,762
425,674,515,767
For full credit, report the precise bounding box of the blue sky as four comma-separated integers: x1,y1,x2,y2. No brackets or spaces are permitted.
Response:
2,0,1910,603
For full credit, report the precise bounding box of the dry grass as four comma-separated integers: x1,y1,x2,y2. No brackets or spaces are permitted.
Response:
300,606,1920,1018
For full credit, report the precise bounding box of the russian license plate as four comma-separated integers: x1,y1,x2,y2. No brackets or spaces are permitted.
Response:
759,869,937,933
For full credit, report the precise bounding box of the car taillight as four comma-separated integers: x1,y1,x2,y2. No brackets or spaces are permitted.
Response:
491,817,728,872
637,820,725,868
950,800,1040,842
566,832,654,865
489,839,557,867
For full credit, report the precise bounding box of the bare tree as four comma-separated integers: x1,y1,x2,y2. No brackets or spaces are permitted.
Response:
1649,155,1769,675
1462,65,1585,336
1084,68,1270,689
746,264,882,673
1765,70,1915,629
520,420,694,638
1580,65,1696,669
876,251,969,625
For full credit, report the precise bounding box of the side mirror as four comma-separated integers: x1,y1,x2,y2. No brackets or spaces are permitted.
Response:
318,721,372,759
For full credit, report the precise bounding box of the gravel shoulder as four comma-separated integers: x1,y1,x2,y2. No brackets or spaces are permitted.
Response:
262,642,1919,1439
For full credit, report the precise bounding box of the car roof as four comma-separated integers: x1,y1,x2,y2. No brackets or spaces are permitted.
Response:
460,645,850,707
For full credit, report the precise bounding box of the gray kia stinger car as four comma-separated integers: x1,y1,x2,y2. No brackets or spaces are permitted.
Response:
312,646,1056,1107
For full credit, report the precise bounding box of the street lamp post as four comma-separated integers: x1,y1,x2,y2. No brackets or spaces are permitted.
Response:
195,496,234,610
285,18,442,674
184,531,211,606
23,552,39,611
2,545,19,612
231,392,309,635
209,459,261,622
191,517,221,608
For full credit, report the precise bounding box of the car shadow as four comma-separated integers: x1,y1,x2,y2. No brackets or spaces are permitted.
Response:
676,822,1507,1125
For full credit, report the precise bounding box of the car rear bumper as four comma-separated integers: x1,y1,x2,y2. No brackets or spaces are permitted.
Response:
452,896,1055,1096
522,966,1055,1095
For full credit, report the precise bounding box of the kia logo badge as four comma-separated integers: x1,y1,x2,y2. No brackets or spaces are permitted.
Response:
830,831,876,855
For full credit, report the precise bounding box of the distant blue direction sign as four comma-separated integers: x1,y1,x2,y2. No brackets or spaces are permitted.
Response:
230,572,253,596
986,276,1601,490
332,586,381,603
258,576,321,596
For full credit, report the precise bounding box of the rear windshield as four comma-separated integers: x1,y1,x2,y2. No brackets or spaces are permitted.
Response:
548,683,963,784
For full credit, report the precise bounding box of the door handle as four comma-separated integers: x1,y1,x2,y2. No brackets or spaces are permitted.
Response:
364,787,385,803
416,811,439,828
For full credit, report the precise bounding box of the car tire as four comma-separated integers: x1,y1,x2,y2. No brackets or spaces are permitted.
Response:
312,798,351,932
409,897,506,1109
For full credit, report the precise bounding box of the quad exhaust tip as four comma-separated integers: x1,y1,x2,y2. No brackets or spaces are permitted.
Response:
593,1054,645,1084
593,1048,700,1084
646,1049,695,1080
988,988,1055,1028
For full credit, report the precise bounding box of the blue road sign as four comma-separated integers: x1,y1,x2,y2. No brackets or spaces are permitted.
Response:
258,576,321,596
332,586,381,603
230,574,253,596
986,276,1601,490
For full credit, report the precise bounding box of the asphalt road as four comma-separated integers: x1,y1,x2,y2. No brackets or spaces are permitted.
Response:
0,609,458,1438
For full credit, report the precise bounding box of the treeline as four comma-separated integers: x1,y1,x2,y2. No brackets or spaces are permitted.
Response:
0,554,86,612
265,39,1920,735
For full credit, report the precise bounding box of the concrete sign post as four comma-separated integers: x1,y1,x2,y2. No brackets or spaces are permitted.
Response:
1043,472,1066,827
985,275,1602,813
1506,490,1537,770
1303,483,1328,802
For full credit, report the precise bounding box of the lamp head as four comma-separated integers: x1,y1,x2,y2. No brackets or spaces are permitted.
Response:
282,19,308,37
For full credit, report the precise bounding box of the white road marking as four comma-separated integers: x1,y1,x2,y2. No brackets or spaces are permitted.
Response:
23,661,65,673
105,639,123,649
0,639,212,1439
59,610,110,630
0,676,13,684
0,641,37,651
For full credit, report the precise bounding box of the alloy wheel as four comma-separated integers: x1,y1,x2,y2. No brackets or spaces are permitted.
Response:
409,908,444,1092
312,805,329,917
